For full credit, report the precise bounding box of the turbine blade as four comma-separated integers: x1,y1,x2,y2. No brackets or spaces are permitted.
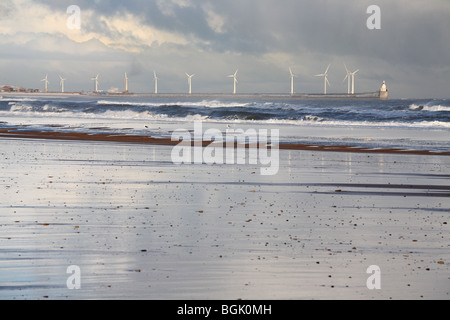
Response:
325,64,331,74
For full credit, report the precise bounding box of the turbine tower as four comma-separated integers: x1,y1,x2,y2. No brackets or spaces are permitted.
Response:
228,69,238,95
349,69,359,94
185,73,195,95
315,64,331,95
91,74,99,92
344,64,351,95
289,67,297,96
41,74,49,93
59,75,66,93
124,72,129,93
153,71,158,94
343,64,359,94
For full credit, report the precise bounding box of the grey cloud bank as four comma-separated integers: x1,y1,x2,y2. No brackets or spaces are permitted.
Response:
0,0,449,98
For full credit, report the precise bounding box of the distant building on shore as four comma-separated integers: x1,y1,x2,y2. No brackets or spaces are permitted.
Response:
1,84,39,93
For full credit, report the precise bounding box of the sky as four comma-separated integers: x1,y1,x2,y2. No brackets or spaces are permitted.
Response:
0,0,449,98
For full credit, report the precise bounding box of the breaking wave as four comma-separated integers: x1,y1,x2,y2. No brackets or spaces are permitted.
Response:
0,96,449,129
409,104,450,112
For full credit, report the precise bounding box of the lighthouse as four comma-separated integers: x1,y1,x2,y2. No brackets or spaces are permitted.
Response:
380,81,388,100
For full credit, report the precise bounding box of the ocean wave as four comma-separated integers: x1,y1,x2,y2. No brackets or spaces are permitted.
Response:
1,97,37,102
1,97,449,130
2,105,449,129
97,99,252,109
249,118,450,129
9,103,69,113
9,103,34,112
409,104,450,112
302,115,324,122
91,110,209,122
194,100,251,108
97,100,162,107
315,120,450,129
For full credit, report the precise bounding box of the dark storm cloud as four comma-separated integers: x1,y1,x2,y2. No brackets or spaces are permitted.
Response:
33,0,450,67
206,0,450,67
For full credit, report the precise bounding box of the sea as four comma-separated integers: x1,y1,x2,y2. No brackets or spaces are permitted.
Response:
0,94,449,153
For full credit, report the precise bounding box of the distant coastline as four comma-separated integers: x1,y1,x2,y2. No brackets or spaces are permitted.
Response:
1,90,386,100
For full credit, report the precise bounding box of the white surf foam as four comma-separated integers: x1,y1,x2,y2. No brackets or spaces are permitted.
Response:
409,104,450,112
96,99,252,108
2,102,449,130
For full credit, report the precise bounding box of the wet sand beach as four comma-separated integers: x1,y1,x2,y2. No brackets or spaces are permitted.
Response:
1,128,449,156
0,136,448,300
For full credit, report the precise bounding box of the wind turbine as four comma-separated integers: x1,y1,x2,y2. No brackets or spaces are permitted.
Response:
315,64,331,95
91,74,99,92
124,72,129,93
153,71,158,94
228,69,238,95
343,64,359,94
343,64,351,95
59,75,66,93
185,73,195,95
349,69,359,94
289,67,297,96
41,74,49,93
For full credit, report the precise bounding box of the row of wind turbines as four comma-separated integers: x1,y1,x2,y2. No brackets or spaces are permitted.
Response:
310,64,359,95
41,63,359,95
153,70,237,95
89,70,236,95
41,74,67,93
41,73,123,94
